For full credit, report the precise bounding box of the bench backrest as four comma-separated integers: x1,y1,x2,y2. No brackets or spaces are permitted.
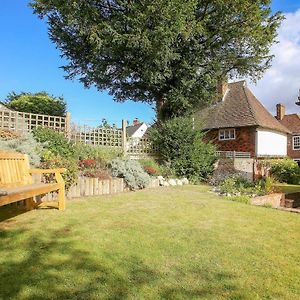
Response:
0,151,33,188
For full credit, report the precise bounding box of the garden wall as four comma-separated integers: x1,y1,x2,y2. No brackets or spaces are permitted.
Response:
34,177,124,201
37,177,160,201
251,193,285,208
215,158,254,181
215,158,274,182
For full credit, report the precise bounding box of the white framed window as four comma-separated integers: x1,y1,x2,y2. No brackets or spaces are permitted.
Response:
293,136,300,150
219,129,236,141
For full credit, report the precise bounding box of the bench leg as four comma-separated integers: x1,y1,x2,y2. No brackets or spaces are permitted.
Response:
25,197,35,211
58,185,65,211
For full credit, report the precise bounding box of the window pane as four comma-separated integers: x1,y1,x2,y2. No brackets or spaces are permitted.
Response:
225,130,230,139
294,136,300,149
219,130,224,139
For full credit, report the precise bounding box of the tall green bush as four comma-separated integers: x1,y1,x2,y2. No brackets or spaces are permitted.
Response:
266,159,300,184
149,117,217,181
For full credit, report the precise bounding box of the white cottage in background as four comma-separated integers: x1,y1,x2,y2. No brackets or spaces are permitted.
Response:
126,118,148,139
197,80,290,157
126,118,148,150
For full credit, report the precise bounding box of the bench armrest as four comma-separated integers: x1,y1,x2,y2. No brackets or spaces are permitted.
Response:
29,168,66,174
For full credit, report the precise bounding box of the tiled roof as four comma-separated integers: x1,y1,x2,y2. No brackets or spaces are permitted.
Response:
279,114,300,134
196,80,290,134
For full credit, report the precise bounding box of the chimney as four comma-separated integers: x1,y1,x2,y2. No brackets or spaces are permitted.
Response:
133,118,140,125
216,78,228,102
296,89,300,106
276,103,285,120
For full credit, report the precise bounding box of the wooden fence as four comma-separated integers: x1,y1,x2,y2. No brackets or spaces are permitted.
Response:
0,109,69,135
0,108,157,158
70,124,123,147
216,151,251,159
127,137,157,158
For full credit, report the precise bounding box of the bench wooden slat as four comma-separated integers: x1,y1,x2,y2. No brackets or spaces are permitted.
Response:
0,183,61,206
0,151,66,211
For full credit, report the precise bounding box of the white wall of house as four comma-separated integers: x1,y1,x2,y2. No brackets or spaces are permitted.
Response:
256,128,287,156
131,123,148,138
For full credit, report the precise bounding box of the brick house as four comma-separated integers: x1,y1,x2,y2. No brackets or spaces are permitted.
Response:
275,103,300,161
196,80,290,158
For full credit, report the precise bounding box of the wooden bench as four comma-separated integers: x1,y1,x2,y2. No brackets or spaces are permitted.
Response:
0,151,66,211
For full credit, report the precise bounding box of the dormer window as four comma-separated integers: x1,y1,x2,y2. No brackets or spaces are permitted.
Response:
219,129,236,141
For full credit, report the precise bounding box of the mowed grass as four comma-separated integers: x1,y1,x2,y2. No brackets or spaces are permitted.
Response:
274,183,300,194
0,185,299,300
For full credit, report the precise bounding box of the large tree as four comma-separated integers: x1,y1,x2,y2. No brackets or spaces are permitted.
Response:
31,0,283,120
5,92,67,116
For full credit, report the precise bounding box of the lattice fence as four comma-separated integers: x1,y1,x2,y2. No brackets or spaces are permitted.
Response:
0,109,68,135
70,124,123,147
127,137,157,158
0,108,158,157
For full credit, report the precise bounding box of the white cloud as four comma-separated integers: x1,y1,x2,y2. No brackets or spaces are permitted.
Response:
249,9,300,115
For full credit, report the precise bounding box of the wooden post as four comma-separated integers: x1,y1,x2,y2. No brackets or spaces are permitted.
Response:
122,119,127,157
65,112,71,141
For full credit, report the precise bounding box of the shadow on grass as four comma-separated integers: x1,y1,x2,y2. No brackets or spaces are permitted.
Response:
0,205,28,222
0,226,159,299
0,226,240,299
0,202,60,222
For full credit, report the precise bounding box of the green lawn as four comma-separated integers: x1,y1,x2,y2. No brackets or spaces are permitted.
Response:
274,183,300,194
0,185,299,300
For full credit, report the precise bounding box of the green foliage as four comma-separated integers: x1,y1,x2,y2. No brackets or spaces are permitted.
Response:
5,91,67,116
226,195,251,205
0,134,42,166
219,176,276,196
33,127,76,159
40,154,79,190
139,158,162,176
31,0,282,120
266,159,300,184
109,159,151,190
149,116,217,181
74,143,122,165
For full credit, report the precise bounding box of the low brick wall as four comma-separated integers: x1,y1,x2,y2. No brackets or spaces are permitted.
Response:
251,193,285,208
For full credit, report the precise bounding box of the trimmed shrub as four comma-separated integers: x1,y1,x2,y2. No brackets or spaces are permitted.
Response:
5,91,67,116
109,159,150,190
0,133,42,166
149,117,217,181
266,159,300,184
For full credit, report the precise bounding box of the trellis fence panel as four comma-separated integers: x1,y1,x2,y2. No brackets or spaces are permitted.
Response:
127,137,157,159
70,124,123,147
0,108,157,158
0,109,69,135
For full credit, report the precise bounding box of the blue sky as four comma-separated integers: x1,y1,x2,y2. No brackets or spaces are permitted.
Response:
0,1,300,127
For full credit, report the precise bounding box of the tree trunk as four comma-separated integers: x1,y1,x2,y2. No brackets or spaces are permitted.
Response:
156,97,166,123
